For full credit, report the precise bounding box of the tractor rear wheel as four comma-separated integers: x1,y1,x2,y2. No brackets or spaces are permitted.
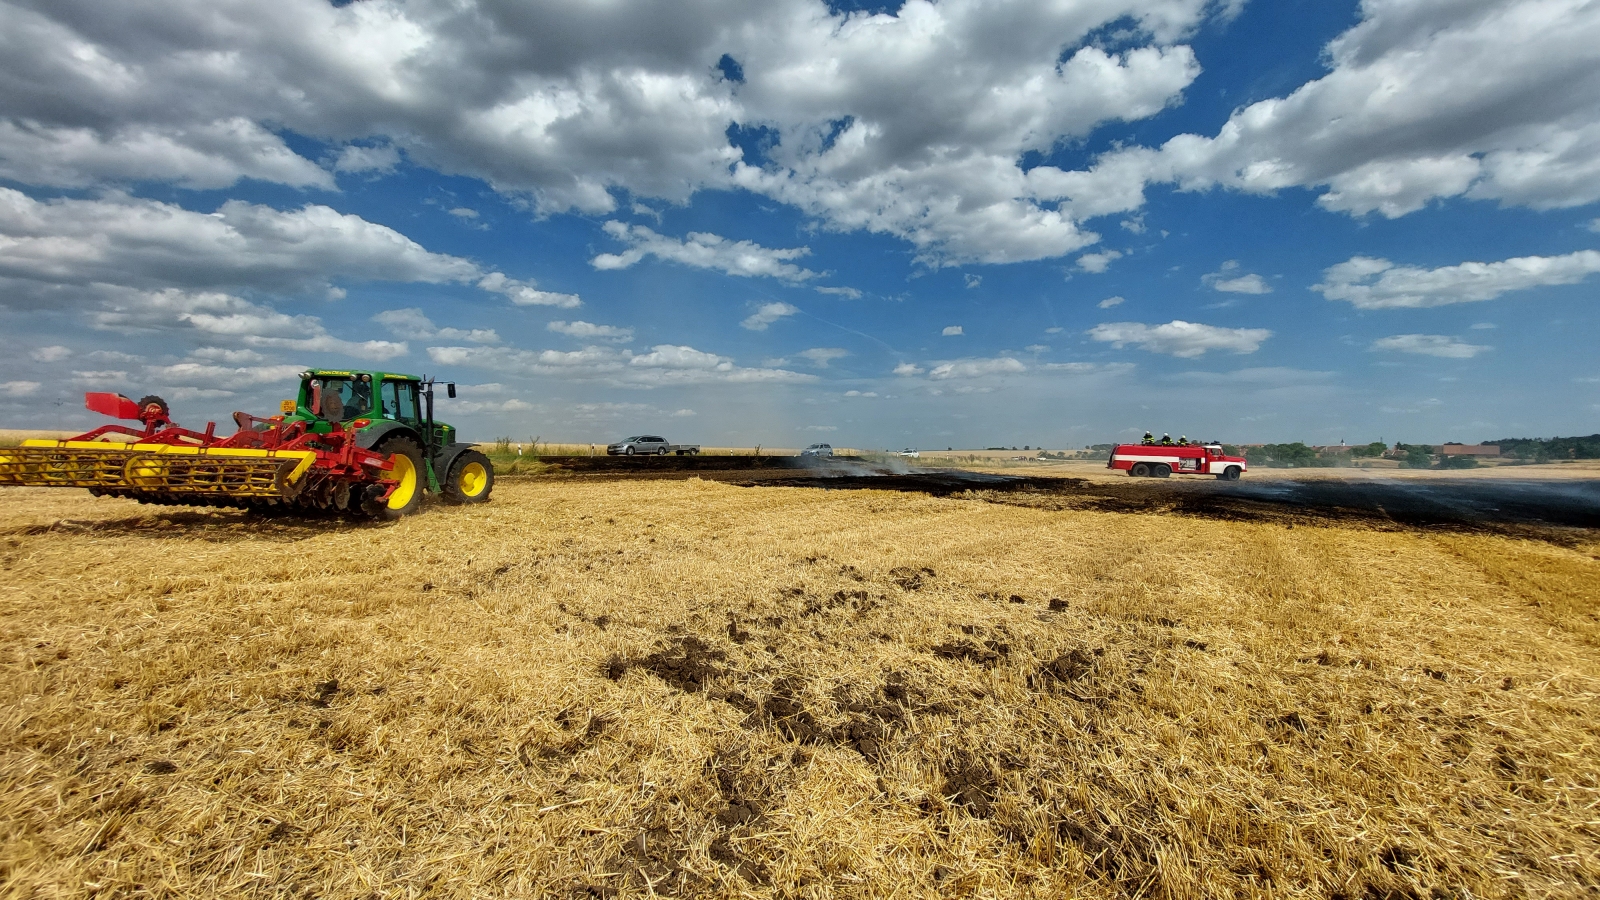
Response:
443,450,494,504
366,436,424,520
1130,463,1150,477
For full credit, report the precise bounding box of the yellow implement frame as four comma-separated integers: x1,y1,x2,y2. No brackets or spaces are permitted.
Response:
0,440,317,499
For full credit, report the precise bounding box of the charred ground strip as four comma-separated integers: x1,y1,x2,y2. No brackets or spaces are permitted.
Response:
743,471,1600,533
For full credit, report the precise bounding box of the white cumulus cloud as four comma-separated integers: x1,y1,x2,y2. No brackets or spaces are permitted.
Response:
942,325,964,336
593,222,819,282
799,347,848,368
1312,250,1600,309
0,0,1224,265
741,302,800,331
1202,260,1272,294
429,340,814,387
374,308,498,343
1088,320,1271,357
815,285,862,299
928,357,1027,380
0,189,480,299
1043,0,1600,220
333,143,400,174
1076,249,1123,273
1371,334,1490,359
547,320,634,343
477,272,582,309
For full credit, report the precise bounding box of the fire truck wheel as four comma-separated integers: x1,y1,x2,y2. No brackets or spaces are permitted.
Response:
1153,464,1172,478
1218,466,1241,481
1130,463,1150,477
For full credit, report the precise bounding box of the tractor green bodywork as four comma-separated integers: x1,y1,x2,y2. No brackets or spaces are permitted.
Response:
287,369,465,493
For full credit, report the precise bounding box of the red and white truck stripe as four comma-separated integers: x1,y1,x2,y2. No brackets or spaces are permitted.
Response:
1107,444,1248,479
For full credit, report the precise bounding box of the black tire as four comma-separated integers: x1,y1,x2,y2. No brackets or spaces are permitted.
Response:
442,449,494,504
624,446,635,456
689,448,699,455
1130,463,1150,477
1153,464,1172,478
657,446,668,456
365,436,425,520
135,395,169,418
1220,466,1241,481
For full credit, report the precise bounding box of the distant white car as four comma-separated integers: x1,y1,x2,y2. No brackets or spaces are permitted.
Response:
896,448,920,458
801,443,834,457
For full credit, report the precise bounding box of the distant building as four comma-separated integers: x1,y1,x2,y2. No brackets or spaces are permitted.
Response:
1440,444,1500,457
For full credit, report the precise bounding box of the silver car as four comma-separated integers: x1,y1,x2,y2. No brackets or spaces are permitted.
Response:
801,443,834,457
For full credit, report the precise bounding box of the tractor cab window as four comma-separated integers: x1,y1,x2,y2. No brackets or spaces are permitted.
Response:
312,377,372,421
382,380,419,422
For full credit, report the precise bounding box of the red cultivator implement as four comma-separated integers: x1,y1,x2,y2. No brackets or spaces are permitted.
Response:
0,392,412,518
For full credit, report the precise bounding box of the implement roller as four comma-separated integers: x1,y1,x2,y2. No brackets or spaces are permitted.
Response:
0,369,494,519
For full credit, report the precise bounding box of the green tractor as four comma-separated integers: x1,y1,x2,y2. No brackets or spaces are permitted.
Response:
282,368,494,515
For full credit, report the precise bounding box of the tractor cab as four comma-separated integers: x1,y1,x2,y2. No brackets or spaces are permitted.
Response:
290,370,457,447
282,369,488,509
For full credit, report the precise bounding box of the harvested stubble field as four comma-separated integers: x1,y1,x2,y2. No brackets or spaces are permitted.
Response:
2,474,1598,900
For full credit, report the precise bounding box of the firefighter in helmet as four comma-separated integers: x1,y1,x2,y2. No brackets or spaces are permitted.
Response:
1141,431,1155,445
1160,433,1174,445
1177,435,1189,446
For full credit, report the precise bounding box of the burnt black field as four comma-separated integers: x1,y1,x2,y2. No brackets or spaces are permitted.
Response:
531,456,1600,533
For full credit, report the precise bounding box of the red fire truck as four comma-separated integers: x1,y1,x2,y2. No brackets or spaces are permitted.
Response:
1108,442,1248,479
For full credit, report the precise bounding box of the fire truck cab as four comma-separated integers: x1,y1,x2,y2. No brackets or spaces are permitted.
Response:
1108,443,1247,480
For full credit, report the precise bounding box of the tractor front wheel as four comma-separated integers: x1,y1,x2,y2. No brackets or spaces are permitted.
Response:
366,436,425,520
443,450,494,504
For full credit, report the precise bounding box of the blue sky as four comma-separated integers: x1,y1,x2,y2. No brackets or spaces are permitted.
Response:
1,0,1597,448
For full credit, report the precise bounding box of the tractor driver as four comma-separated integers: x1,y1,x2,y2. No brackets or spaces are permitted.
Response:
317,377,373,422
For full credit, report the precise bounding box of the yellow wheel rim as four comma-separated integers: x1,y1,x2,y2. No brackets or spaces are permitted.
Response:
386,453,417,509
458,461,488,497
125,456,169,487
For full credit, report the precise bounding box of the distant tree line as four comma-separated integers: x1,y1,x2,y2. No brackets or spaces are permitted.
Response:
1487,434,1600,461
1242,442,1350,468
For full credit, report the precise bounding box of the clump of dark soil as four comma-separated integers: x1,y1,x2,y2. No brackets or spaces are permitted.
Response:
803,589,873,617
308,677,339,707
889,566,935,590
763,676,827,742
1038,648,1100,683
709,835,771,886
942,753,998,817
604,636,726,692
703,751,775,885
519,712,610,765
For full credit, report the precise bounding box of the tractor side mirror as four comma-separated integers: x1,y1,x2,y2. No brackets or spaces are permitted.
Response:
446,383,456,399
